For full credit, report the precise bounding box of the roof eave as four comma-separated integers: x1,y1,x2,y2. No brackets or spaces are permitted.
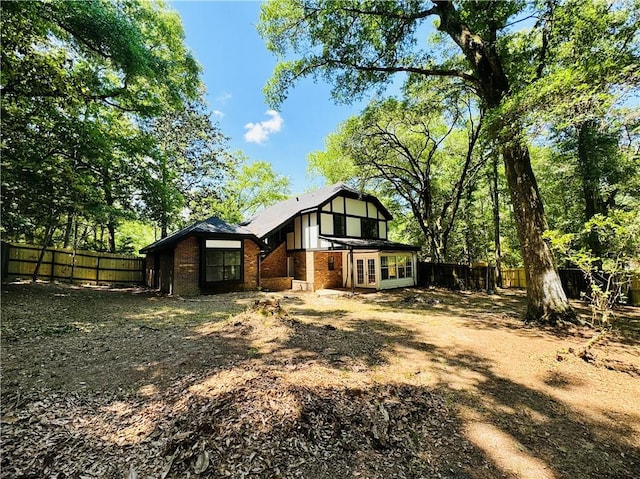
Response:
318,235,420,251
140,231,265,255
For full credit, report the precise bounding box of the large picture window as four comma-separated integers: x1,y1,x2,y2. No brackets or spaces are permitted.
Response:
398,256,406,279
381,255,412,281
205,250,241,282
204,240,243,283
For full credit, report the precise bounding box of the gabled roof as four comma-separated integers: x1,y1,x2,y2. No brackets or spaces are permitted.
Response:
240,182,393,239
139,216,258,254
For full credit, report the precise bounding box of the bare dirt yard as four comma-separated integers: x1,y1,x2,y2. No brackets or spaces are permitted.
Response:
1,281,639,479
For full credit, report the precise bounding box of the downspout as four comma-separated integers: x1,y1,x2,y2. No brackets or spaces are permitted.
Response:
257,251,261,290
350,246,355,294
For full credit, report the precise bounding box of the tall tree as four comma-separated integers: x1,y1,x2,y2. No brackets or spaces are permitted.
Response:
534,112,640,257
142,101,229,238
194,154,291,225
309,80,483,262
1,0,199,113
258,0,639,323
1,0,201,249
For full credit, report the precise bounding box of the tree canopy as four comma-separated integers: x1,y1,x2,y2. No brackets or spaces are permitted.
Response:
259,0,640,323
309,78,484,261
1,0,214,252
194,154,292,225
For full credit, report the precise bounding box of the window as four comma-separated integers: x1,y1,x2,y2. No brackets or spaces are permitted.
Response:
205,249,242,282
356,259,364,284
380,255,413,281
361,218,379,239
367,259,376,284
328,255,335,271
398,256,406,279
388,256,397,279
381,256,389,280
333,214,346,237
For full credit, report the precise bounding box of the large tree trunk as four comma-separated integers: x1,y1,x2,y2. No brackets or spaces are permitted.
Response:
160,214,169,239
62,213,74,249
32,217,57,282
490,155,503,288
435,1,575,323
102,168,117,253
107,222,116,253
502,140,575,323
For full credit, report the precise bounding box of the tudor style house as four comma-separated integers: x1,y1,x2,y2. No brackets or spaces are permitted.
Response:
140,183,419,295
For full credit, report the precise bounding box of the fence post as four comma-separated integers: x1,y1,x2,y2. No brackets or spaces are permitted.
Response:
50,250,56,281
96,256,101,284
70,250,75,284
1,242,9,280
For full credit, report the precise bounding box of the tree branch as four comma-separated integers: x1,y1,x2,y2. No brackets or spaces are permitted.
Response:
337,60,479,86
338,5,438,22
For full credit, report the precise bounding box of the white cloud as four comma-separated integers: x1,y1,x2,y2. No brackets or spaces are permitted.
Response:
216,92,232,105
244,110,284,144
212,110,224,118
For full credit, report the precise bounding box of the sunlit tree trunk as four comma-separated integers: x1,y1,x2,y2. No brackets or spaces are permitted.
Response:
502,140,573,322
436,1,575,323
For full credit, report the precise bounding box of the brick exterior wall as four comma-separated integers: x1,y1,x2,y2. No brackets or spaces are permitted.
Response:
313,251,344,289
169,236,260,296
260,276,293,291
261,242,287,278
173,237,199,296
242,239,260,290
290,251,307,281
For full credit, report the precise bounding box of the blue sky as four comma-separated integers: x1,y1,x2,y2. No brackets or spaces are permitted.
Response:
170,1,368,194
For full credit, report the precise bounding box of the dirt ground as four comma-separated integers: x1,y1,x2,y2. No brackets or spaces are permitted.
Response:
1,281,639,479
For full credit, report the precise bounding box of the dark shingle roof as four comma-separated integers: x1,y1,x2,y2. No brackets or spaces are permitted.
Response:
241,182,392,239
139,216,256,254
318,236,420,251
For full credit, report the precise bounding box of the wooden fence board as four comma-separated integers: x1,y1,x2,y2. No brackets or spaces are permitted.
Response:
417,262,495,291
1,242,144,285
629,277,640,306
417,261,637,306
502,268,526,288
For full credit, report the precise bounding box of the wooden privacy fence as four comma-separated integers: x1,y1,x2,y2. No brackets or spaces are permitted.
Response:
631,277,640,306
417,262,495,291
500,267,639,305
1,242,144,285
503,267,589,299
418,261,639,305
502,268,526,289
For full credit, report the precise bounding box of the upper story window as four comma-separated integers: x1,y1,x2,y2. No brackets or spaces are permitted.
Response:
285,220,295,233
333,214,346,237
361,218,379,239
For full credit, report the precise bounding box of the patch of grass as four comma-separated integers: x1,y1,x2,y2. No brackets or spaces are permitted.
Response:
246,347,261,358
